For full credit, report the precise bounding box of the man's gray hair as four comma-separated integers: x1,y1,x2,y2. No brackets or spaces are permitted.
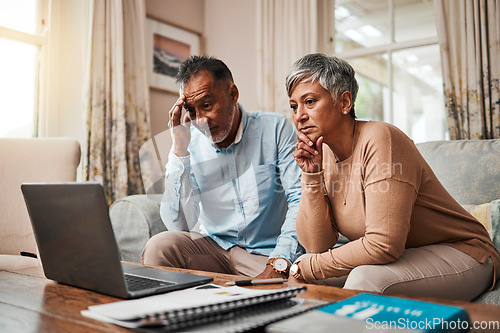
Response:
285,53,359,116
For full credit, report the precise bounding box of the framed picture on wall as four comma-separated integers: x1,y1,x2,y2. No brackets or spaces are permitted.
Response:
146,17,200,93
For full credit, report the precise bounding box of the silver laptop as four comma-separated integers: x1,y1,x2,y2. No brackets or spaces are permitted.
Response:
21,182,212,299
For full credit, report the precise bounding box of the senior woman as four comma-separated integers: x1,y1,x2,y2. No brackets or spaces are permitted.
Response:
286,53,499,301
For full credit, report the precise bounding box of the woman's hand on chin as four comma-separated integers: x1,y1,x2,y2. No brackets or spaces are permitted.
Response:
293,132,323,173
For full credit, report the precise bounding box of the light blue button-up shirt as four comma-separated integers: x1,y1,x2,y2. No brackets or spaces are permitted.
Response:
160,109,303,262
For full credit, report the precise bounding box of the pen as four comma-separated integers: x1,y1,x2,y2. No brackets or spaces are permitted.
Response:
225,278,287,286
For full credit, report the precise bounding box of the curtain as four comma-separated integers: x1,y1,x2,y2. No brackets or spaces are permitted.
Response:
257,0,319,117
434,0,500,140
83,0,151,205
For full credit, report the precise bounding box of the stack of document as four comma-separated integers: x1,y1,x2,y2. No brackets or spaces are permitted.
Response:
82,284,325,332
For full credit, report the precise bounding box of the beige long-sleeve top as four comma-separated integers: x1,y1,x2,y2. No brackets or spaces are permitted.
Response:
297,121,500,287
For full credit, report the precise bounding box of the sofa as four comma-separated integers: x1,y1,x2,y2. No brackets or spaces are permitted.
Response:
0,138,81,271
109,139,500,304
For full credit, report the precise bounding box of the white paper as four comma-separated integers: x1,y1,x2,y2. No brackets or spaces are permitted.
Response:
83,284,296,321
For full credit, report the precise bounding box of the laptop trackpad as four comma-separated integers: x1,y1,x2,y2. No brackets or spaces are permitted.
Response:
122,263,200,284
122,263,148,273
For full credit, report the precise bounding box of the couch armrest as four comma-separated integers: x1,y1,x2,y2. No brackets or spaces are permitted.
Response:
109,194,166,263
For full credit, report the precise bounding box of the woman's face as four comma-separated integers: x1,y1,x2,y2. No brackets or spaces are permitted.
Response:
289,80,344,144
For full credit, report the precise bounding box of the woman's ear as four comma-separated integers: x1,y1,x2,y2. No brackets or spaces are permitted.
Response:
339,91,353,115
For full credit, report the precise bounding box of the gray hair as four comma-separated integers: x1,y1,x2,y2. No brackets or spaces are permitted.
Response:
285,53,359,117
176,55,233,90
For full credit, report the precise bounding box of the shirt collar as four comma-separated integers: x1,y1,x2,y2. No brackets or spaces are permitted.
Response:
233,104,247,145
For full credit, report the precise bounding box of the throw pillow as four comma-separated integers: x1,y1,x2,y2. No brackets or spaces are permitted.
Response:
462,199,500,251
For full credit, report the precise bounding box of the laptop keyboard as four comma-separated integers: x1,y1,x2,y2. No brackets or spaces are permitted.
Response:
125,273,175,292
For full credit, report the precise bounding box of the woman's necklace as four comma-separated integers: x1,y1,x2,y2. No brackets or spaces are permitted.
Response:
335,120,357,205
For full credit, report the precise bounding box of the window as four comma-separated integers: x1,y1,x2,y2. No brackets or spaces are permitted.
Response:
0,0,46,138
329,0,447,142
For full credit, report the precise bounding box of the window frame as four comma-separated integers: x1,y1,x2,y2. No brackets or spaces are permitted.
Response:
320,0,443,135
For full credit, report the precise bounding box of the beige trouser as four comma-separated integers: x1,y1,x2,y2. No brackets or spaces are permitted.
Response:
142,231,268,277
299,244,494,301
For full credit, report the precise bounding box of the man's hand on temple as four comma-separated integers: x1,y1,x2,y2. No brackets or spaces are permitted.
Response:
169,95,191,157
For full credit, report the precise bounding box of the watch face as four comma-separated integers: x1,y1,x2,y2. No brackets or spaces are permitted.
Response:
290,264,298,275
273,258,288,271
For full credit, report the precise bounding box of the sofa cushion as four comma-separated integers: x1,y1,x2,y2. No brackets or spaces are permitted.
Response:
416,139,500,205
0,138,81,260
109,194,165,263
463,199,500,251
0,255,40,271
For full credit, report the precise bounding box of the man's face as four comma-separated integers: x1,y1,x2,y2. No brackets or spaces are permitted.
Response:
182,71,238,147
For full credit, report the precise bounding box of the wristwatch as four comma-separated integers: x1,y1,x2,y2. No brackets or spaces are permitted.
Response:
267,257,291,275
290,261,302,280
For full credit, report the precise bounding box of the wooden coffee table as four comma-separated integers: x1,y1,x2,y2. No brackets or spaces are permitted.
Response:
1,264,499,332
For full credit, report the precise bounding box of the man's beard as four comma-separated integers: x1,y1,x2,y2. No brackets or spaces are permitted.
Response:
210,105,235,144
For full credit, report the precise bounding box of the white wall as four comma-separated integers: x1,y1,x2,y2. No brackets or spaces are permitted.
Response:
42,0,90,180
44,0,88,144
204,0,258,112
